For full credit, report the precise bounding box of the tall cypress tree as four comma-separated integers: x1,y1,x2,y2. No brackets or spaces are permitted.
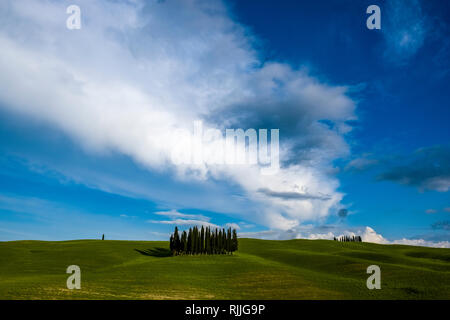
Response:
217,229,221,253
209,227,212,254
220,229,224,254
187,227,192,254
200,226,205,254
192,227,197,255
210,228,214,254
232,229,238,253
205,227,209,254
182,231,187,253
195,226,199,254
222,228,226,254
169,234,174,253
179,232,184,255
174,226,180,255
196,226,201,254
196,227,199,254
210,228,213,254
227,228,232,253
215,229,218,254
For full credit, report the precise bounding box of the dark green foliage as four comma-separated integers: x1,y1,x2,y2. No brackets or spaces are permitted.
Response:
334,235,362,242
213,229,219,253
232,229,238,252
200,226,205,254
187,228,192,254
181,231,187,253
227,228,232,253
169,226,238,255
171,226,181,255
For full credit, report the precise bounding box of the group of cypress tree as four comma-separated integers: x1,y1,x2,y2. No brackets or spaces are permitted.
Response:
169,226,238,255
334,235,362,242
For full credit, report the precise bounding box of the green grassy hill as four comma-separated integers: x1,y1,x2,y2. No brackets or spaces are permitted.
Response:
0,238,449,299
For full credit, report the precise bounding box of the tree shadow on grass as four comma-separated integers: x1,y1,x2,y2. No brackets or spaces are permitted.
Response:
134,247,173,257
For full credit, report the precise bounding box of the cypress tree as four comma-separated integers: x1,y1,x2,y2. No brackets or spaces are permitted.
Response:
232,228,238,253
174,226,180,255
200,226,205,254
209,227,213,254
227,228,232,253
218,229,222,253
182,231,187,254
211,228,214,254
209,227,214,254
221,229,224,253
225,228,229,253
225,228,228,253
215,229,218,254
196,226,199,254
195,226,199,254
205,227,210,254
192,227,197,254
222,228,226,254
210,228,214,254
196,226,201,254
180,231,184,255
187,228,192,254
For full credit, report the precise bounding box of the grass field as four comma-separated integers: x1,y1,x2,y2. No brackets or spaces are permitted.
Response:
0,238,449,299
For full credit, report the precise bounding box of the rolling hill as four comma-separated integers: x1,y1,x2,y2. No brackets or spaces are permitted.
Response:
0,238,449,299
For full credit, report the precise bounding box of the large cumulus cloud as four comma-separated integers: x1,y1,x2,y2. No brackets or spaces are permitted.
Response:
0,0,357,230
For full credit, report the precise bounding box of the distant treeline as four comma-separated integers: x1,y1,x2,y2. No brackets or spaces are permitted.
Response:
334,235,362,242
169,226,238,255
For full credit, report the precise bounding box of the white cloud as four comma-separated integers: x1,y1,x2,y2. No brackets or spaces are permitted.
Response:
425,209,437,214
345,157,378,171
148,219,220,229
239,222,255,229
150,212,241,230
225,223,240,230
154,209,210,221
304,232,335,240
0,0,357,230
359,226,389,244
302,226,389,244
241,225,449,248
391,238,450,248
422,176,450,192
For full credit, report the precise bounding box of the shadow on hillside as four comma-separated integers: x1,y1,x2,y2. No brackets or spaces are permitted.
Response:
134,247,172,257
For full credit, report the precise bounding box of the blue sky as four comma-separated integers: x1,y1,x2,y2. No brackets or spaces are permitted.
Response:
0,0,449,247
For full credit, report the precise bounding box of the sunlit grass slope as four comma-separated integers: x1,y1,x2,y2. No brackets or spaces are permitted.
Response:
0,238,449,299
